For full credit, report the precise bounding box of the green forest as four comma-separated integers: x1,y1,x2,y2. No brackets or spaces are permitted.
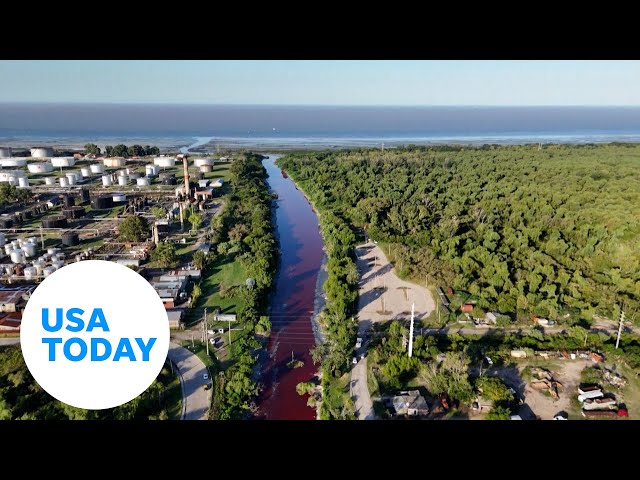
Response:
278,144,640,323
0,346,180,420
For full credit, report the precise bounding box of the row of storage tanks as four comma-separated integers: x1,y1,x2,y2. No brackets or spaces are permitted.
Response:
0,234,75,280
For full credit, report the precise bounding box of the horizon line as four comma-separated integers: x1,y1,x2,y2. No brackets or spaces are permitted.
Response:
2,101,640,108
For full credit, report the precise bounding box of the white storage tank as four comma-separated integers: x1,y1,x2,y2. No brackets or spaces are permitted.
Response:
80,166,91,177
118,175,128,186
43,266,57,277
59,177,70,187
44,176,57,186
31,147,55,158
102,175,113,187
10,248,25,264
23,243,37,257
51,157,76,167
90,163,105,174
24,266,37,280
194,158,215,167
154,157,175,168
0,147,12,157
66,173,76,185
0,157,28,167
47,247,58,255
53,260,65,269
4,244,13,255
136,177,150,186
28,162,54,174
103,158,126,168
18,177,29,188
117,169,127,177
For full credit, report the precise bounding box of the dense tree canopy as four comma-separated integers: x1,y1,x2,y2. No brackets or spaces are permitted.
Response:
279,144,640,322
118,215,150,242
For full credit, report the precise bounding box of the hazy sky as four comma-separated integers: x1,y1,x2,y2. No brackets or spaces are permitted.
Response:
1,60,639,105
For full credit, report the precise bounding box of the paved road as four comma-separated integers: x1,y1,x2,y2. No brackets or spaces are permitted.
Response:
350,356,375,420
0,337,20,346
167,343,211,420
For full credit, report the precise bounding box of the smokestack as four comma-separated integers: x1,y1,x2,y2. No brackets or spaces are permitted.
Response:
177,154,190,198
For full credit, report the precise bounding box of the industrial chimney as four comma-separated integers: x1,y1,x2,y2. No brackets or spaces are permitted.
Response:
177,153,189,198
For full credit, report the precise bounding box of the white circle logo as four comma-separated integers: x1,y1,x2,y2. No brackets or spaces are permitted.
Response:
20,260,170,410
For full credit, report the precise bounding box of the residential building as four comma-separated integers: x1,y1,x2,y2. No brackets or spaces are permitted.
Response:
391,390,429,416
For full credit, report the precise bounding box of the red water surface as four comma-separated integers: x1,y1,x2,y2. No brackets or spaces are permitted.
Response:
255,156,324,420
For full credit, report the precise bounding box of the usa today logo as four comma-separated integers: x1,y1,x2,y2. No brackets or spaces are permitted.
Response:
20,260,170,410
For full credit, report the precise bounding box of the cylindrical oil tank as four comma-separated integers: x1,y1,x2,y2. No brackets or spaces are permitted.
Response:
31,147,55,158
59,177,70,187
63,194,75,208
129,172,142,180
199,165,213,173
51,157,76,167
102,174,113,187
42,215,68,228
136,177,150,186
103,158,126,168
163,177,177,185
5,244,13,255
44,176,57,186
63,206,85,219
0,147,12,157
81,188,90,203
23,243,37,257
61,232,80,247
80,167,91,177
0,232,5,246
43,266,56,277
154,157,175,168
0,158,28,167
28,162,54,173
10,248,25,264
18,177,29,188
117,169,127,177
145,165,156,176
24,266,37,280
90,163,105,174
0,217,13,228
112,193,127,203
91,195,113,209
194,158,214,167
65,173,77,185
118,175,128,186
34,262,44,275
47,247,59,255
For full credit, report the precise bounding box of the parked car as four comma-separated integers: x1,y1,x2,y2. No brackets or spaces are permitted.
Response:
352,357,358,364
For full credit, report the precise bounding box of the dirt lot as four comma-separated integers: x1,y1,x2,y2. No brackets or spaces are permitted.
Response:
355,242,435,335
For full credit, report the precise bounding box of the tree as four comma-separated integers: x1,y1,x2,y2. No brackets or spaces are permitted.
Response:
486,405,511,420
144,146,160,156
188,211,204,232
150,206,166,219
118,216,150,242
192,250,206,270
569,325,589,347
475,376,513,402
151,242,178,268
84,143,101,155
104,145,113,157
111,144,129,157
129,145,145,157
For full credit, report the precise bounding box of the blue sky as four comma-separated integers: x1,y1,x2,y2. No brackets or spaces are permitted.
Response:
0,60,639,105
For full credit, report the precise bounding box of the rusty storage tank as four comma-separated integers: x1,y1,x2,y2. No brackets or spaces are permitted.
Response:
42,215,68,228
81,188,90,204
63,194,75,208
91,195,114,209
61,232,80,247
62,206,86,219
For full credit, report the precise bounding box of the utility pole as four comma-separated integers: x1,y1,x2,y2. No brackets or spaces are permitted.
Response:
191,333,194,349
40,225,45,249
408,303,415,358
616,309,625,349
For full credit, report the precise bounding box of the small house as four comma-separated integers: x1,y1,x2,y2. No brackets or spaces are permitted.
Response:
0,289,29,313
460,304,474,312
166,309,184,329
486,312,500,324
0,312,21,332
391,390,429,417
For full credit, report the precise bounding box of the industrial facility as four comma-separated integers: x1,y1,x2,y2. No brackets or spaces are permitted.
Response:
0,145,232,332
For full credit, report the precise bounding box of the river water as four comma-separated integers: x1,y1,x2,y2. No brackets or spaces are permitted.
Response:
255,155,325,420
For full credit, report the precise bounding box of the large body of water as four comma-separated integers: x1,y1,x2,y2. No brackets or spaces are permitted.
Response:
256,156,324,420
2,104,640,147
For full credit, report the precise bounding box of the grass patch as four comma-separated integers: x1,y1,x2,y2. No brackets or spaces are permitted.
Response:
159,361,183,420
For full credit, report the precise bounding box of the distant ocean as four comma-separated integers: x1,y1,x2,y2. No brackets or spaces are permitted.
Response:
1,104,640,148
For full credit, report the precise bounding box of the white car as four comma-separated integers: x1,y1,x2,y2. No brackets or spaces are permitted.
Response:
209,338,216,345
203,373,209,380
352,357,358,364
